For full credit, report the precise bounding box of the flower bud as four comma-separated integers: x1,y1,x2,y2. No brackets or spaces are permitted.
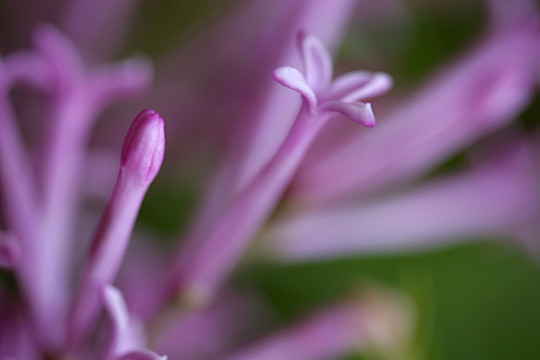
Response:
121,109,165,186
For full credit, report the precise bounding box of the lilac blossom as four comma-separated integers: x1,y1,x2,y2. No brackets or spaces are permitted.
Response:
223,290,412,360
0,24,158,357
165,31,391,307
0,1,539,360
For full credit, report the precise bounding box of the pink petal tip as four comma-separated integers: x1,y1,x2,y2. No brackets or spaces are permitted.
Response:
121,109,165,186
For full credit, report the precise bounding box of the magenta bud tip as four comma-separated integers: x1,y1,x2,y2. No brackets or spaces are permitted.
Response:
121,109,165,185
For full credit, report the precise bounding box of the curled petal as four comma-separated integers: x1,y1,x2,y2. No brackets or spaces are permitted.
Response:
320,101,375,127
102,285,157,360
0,232,21,269
297,31,333,91
333,71,393,103
115,350,167,360
273,66,318,111
32,24,84,93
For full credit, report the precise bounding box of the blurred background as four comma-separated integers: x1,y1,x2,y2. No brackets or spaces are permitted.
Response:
1,1,540,359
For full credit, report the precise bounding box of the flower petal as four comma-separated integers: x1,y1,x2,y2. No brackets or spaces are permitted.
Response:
297,31,333,91
320,101,375,127
273,66,318,110
102,285,155,360
333,71,393,103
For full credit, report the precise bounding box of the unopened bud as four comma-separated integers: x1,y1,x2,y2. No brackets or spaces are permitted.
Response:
121,109,165,186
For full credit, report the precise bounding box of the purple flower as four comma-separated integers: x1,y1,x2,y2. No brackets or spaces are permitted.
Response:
0,1,539,359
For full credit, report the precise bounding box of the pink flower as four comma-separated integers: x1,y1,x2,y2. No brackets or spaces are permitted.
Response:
0,1,538,359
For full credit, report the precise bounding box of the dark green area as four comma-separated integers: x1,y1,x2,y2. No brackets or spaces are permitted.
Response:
122,0,235,58
239,242,540,360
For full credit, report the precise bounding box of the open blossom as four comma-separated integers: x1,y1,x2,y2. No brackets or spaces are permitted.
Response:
164,30,391,308
1,1,540,360
272,32,392,128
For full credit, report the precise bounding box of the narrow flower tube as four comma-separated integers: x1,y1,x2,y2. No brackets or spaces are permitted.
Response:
224,306,361,360
292,21,538,204
266,141,538,260
6,26,152,350
68,109,164,350
152,292,264,359
167,33,391,306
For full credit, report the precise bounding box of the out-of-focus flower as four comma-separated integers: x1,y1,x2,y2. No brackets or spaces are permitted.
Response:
264,139,539,259
0,0,539,359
